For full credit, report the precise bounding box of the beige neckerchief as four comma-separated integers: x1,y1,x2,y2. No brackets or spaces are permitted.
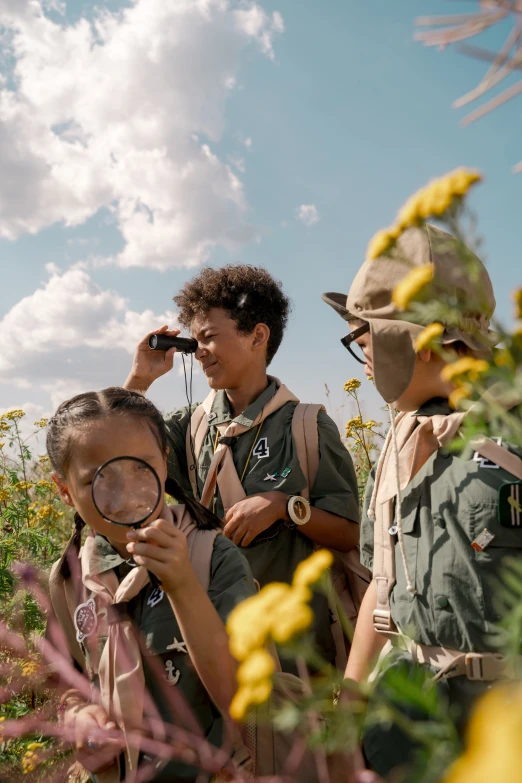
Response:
81,505,198,781
199,378,299,511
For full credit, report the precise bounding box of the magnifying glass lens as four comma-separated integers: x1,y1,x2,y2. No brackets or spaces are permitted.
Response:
92,457,161,527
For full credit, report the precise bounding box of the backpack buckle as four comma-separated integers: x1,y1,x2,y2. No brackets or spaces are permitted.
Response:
373,609,393,633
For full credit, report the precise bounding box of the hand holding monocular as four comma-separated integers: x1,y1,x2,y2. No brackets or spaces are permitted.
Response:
148,334,197,353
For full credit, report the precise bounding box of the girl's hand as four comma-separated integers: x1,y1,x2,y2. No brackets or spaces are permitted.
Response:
67,703,123,774
124,325,180,393
126,506,192,595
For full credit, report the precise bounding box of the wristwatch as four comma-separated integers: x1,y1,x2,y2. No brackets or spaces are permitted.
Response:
287,495,311,526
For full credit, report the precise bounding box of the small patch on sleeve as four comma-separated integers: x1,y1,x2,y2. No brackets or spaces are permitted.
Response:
498,482,522,529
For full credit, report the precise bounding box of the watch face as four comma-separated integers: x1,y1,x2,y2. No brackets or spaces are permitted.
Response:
293,499,308,521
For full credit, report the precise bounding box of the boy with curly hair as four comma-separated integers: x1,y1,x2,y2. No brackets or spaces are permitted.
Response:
126,264,360,669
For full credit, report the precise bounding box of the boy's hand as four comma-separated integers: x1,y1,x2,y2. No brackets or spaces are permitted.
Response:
67,703,123,774
124,325,180,393
224,492,288,547
126,506,193,595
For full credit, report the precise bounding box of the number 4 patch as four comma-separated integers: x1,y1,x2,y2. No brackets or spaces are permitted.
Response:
253,437,269,459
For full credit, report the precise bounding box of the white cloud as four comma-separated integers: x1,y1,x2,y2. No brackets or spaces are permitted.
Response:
0,0,283,268
0,266,176,410
296,204,320,226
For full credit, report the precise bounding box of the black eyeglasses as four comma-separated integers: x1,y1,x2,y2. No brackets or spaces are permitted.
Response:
341,322,370,364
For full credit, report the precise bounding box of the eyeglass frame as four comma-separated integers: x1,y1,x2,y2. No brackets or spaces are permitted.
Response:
340,322,370,364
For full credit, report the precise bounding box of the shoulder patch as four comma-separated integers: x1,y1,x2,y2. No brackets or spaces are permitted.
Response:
499,481,522,528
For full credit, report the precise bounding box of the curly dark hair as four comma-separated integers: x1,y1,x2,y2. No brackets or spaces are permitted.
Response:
173,265,291,365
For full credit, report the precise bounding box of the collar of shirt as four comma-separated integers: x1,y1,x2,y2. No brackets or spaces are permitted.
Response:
415,397,452,417
209,377,278,428
89,534,134,577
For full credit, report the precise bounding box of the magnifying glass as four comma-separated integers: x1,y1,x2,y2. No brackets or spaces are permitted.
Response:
92,456,163,588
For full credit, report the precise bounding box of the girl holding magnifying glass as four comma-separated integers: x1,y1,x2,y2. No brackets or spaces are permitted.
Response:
46,387,256,782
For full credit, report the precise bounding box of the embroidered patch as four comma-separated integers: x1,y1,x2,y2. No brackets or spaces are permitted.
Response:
253,437,269,459
165,660,181,684
147,587,164,608
280,467,291,478
263,472,278,482
74,598,97,643
499,482,522,528
471,528,495,552
473,437,502,469
166,637,187,653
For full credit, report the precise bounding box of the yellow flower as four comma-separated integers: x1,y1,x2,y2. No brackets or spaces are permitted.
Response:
344,378,361,393
237,649,275,687
449,384,472,410
414,322,444,352
396,168,482,232
441,357,489,384
270,587,314,644
293,549,333,588
229,679,273,721
494,348,515,370
392,264,434,311
33,418,48,429
26,743,43,751
15,481,33,492
0,421,10,433
0,488,11,502
38,456,50,464
2,409,25,421
513,288,522,320
443,685,522,783
366,225,401,261
362,419,381,430
21,661,39,678
227,583,290,660
345,414,363,437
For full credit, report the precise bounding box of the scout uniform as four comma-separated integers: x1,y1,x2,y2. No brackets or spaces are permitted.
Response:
164,376,360,667
50,509,256,783
323,224,522,776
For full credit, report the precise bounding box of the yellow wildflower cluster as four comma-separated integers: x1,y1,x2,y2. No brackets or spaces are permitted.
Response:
22,743,43,774
344,378,361,393
0,488,11,503
414,322,444,352
345,415,380,439
392,264,434,311
443,685,522,783
513,288,522,320
21,661,39,678
36,480,55,492
1,409,26,421
33,418,48,429
32,504,63,523
227,550,333,720
0,421,11,433
366,168,482,261
441,357,490,409
14,481,33,492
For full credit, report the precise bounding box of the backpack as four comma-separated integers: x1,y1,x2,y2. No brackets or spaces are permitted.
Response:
187,401,371,672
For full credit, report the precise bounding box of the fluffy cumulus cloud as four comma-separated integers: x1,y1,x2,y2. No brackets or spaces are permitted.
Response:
0,266,176,407
0,0,283,268
296,204,319,226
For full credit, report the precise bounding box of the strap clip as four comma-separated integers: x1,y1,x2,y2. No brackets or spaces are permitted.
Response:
465,652,504,682
373,608,394,633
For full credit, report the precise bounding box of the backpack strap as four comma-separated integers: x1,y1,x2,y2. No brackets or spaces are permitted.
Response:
186,404,210,499
471,437,522,480
48,559,86,670
184,527,221,593
291,403,325,500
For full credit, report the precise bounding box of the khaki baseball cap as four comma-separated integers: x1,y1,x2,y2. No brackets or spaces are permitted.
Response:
323,224,497,402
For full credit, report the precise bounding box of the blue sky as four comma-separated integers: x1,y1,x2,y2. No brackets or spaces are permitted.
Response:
1,0,520,430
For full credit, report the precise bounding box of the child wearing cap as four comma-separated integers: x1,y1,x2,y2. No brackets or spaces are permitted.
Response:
126,264,361,671
323,224,522,777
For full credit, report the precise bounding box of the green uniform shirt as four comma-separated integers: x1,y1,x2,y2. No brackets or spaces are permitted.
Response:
361,397,522,652
164,379,360,666
83,533,256,782
360,397,522,776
